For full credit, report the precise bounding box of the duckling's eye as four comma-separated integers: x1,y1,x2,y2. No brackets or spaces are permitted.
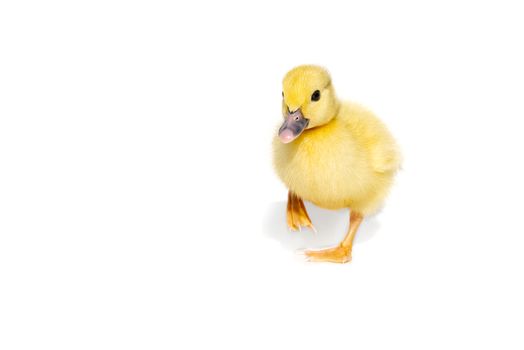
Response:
311,90,321,101
282,91,284,98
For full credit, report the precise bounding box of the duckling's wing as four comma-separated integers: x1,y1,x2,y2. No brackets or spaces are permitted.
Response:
370,141,402,173
344,103,402,174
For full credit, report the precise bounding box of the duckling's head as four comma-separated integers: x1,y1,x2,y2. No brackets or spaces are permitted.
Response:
278,65,339,143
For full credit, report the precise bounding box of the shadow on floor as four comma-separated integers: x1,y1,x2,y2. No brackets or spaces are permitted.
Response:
262,201,381,251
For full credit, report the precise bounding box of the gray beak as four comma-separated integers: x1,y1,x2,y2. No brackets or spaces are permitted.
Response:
278,109,309,143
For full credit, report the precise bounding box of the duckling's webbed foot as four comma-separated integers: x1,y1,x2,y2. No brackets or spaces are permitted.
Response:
305,245,352,263
286,191,315,232
305,211,364,264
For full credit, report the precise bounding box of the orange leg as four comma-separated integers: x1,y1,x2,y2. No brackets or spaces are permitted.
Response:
286,191,315,232
305,211,363,263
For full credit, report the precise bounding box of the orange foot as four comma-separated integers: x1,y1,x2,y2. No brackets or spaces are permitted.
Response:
287,191,316,232
305,245,352,264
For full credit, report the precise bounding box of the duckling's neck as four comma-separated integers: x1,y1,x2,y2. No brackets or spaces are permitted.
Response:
304,112,339,135
296,117,339,147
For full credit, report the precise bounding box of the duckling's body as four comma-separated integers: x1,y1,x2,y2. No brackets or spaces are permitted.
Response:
273,102,399,214
273,65,400,263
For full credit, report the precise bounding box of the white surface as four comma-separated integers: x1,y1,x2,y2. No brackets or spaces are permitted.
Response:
1,1,523,349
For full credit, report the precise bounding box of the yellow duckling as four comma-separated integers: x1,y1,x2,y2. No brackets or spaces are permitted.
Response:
273,65,401,263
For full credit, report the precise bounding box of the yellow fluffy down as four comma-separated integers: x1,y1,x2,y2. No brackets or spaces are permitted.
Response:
273,98,401,215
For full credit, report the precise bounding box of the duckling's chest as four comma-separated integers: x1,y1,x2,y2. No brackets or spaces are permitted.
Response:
273,132,371,207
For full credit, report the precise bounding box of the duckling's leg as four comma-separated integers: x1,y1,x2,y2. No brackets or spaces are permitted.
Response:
286,191,315,232
305,211,363,263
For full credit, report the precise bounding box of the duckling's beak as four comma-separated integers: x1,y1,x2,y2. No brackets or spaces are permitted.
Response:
278,109,309,143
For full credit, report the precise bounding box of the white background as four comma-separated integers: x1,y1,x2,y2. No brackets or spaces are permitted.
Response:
1,1,523,349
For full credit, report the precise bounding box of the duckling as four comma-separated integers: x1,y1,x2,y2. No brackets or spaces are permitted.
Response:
273,65,401,263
